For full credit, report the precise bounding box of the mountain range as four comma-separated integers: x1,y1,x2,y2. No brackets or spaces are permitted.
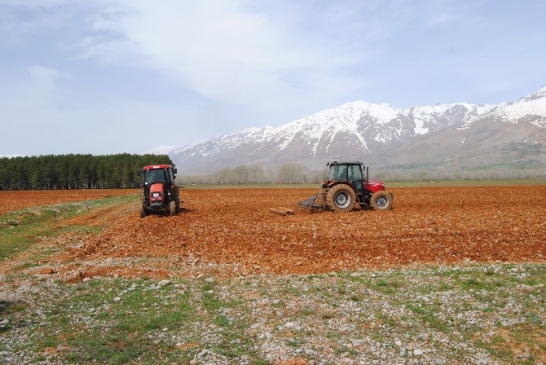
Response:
157,85,546,174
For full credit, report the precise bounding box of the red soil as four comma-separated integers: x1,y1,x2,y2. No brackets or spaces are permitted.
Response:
3,186,545,279
45,185,546,279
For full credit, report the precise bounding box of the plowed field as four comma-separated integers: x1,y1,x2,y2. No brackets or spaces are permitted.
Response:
18,185,541,280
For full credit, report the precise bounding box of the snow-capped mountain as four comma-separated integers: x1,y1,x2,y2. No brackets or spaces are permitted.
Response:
165,85,546,173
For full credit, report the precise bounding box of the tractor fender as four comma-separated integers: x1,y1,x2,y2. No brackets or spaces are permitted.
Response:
324,180,359,191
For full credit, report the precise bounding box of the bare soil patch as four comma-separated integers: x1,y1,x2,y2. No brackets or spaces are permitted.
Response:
21,185,543,280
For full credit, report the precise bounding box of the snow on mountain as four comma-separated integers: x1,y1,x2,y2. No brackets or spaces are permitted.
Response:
487,85,546,127
412,103,496,132
166,85,546,173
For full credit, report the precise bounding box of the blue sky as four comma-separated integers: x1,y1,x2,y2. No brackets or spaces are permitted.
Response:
1,0,545,156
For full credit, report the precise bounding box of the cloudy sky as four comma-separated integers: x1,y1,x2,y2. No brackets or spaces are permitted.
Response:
1,0,545,156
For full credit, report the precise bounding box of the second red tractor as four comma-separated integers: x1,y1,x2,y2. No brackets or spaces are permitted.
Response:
300,161,394,212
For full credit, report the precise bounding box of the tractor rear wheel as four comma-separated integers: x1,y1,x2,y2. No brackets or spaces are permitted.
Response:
326,184,356,212
139,203,147,218
174,186,181,213
371,191,393,211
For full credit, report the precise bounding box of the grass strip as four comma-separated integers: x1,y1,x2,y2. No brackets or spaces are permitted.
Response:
0,194,136,261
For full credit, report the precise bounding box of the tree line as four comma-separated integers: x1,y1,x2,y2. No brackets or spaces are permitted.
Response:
0,154,172,190
180,163,325,185
4,154,543,190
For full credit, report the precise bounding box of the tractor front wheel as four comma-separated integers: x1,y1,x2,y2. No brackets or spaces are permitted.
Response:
371,191,393,211
169,201,176,216
326,184,356,212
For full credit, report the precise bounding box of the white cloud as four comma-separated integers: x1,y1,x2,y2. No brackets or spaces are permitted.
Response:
28,65,61,84
77,1,366,111
0,65,65,111
425,13,460,27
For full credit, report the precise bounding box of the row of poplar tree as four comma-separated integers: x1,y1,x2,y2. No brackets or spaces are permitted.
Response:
0,154,172,190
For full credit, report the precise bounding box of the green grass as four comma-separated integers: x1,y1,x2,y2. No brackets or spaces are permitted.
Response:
198,278,263,359
28,278,200,364
406,303,453,333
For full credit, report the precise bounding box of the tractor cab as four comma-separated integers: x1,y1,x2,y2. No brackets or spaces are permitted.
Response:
143,166,173,185
328,161,363,190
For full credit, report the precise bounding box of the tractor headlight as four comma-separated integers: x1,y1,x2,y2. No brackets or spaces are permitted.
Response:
152,192,160,198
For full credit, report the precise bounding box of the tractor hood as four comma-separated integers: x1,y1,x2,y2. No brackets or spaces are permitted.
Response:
363,180,385,193
149,183,165,204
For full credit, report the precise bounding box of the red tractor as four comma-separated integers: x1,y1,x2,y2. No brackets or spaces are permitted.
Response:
140,164,181,217
300,161,394,212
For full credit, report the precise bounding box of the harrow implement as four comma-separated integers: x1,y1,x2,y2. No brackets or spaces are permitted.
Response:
298,194,325,212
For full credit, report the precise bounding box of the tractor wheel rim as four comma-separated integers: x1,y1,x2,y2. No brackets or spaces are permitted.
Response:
376,197,387,208
335,192,350,208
